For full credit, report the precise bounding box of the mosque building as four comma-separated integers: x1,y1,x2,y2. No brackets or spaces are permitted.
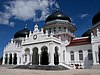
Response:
2,10,100,69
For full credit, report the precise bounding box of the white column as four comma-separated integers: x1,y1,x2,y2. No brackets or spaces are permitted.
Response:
12,53,14,65
92,43,97,65
17,53,19,65
49,42,54,65
27,54,30,64
7,53,9,65
59,45,63,65
39,53,41,65
2,53,5,65
30,53,32,65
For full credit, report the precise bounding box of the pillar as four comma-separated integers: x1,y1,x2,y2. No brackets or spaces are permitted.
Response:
30,53,32,65
12,53,14,65
39,53,41,65
49,42,54,65
7,53,9,65
92,43,97,65
59,45,63,65
2,53,5,65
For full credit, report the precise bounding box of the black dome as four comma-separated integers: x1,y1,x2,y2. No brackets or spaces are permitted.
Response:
46,11,71,23
92,11,100,25
14,28,30,38
82,29,91,37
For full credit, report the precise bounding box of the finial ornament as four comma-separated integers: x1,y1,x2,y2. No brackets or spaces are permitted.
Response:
25,24,28,28
88,26,90,29
56,8,59,11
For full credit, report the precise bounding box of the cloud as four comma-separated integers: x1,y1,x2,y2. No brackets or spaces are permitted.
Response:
9,22,15,27
0,0,59,26
79,13,88,19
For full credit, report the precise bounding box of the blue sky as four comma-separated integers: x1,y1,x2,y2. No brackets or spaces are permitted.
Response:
0,0,100,57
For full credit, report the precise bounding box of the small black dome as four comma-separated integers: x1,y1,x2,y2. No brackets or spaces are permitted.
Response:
82,29,91,37
46,11,71,23
14,28,30,38
92,11,100,25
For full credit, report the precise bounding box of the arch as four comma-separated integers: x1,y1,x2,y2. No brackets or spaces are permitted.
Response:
70,51,74,61
79,50,83,60
9,53,12,64
88,49,93,60
13,53,17,65
32,47,39,65
54,46,59,65
98,47,100,64
41,46,49,65
5,54,8,64
25,48,30,54
24,48,30,63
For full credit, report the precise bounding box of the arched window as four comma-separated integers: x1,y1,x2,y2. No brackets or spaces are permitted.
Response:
88,49,93,60
59,27,61,31
49,28,51,34
64,27,66,32
70,51,74,61
79,50,83,60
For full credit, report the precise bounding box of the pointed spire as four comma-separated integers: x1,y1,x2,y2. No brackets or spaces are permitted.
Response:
34,24,39,32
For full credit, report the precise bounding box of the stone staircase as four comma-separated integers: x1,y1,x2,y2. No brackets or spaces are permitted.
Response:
92,64,100,69
0,65,17,69
13,65,69,70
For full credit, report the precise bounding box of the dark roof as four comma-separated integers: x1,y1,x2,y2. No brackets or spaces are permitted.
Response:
14,28,30,38
92,11,100,25
45,10,71,23
81,29,91,37
67,37,91,46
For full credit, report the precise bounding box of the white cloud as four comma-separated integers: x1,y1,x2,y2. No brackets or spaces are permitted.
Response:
79,13,88,19
9,22,15,28
0,0,59,26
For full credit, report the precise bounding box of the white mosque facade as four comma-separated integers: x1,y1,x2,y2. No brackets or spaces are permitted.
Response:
2,10,100,69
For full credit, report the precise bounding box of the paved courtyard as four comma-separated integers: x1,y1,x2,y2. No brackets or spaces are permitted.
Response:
0,67,100,75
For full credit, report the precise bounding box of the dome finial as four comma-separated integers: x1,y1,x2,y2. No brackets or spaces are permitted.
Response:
88,26,91,29
56,8,59,11
25,24,28,28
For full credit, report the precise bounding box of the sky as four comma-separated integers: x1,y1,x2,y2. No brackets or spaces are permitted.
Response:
0,0,100,57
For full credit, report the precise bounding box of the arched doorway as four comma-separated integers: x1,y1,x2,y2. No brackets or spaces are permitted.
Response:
9,54,12,64
24,48,30,64
32,47,39,65
13,53,17,65
41,46,49,65
54,47,59,65
5,54,8,64
99,48,100,64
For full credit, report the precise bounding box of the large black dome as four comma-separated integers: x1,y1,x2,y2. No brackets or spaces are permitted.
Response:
92,11,100,25
14,28,30,38
46,11,71,23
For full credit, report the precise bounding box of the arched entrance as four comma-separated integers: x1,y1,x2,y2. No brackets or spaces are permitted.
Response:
5,54,8,64
9,54,12,64
32,47,39,65
13,53,17,65
41,46,49,65
54,47,59,65
24,48,30,64
99,48,100,64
